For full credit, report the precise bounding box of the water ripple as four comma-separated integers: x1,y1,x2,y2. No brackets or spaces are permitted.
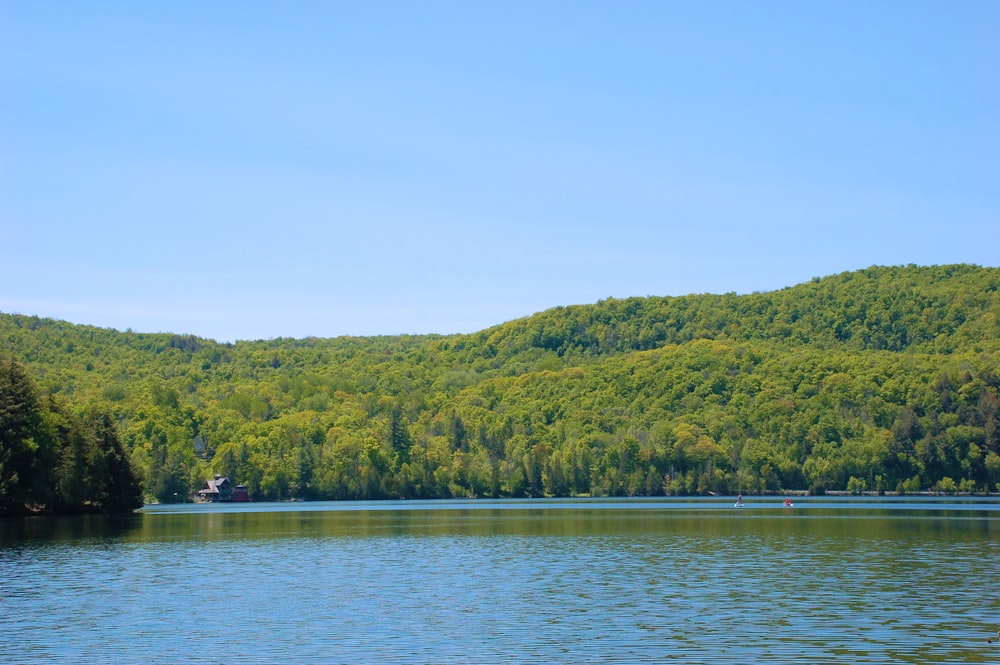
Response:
1,505,997,663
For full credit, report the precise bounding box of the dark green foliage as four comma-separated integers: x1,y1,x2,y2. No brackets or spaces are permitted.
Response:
0,358,143,515
2,264,999,503
0,357,45,513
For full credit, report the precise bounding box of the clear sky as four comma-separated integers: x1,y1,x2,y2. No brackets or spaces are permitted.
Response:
2,2,997,342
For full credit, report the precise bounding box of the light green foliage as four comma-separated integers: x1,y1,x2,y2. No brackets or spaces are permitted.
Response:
2,264,999,503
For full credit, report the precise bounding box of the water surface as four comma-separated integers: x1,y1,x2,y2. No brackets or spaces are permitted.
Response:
2,497,998,664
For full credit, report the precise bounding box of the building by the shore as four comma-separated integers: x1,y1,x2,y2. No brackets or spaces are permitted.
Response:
195,475,249,502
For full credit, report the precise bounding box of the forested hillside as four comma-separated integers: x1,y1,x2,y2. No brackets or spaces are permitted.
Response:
2,264,999,506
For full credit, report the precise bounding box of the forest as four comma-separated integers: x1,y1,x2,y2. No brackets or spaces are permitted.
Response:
1,264,999,511
0,357,143,515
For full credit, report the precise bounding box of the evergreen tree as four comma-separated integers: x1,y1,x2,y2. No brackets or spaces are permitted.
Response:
0,357,44,514
0,358,143,514
87,409,143,512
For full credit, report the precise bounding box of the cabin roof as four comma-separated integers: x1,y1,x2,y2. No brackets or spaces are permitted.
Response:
203,476,231,492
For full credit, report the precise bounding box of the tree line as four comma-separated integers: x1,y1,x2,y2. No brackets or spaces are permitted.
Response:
0,357,143,515
1,264,998,508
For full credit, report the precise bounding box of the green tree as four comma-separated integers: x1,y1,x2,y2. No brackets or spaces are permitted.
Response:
0,358,45,514
149,446,189,503
87,408,143,512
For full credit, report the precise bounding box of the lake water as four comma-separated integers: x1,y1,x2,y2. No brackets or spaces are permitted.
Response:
2,497,998,664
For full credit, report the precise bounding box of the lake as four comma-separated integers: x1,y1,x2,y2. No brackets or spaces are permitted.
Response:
2,497,998,664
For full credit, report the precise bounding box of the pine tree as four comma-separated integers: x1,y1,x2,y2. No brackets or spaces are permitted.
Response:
0,358,44,514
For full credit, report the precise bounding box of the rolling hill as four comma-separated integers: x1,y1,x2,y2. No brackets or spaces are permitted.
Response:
2,264,998,504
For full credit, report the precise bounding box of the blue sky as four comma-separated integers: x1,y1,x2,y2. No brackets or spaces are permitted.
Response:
2,2,997,342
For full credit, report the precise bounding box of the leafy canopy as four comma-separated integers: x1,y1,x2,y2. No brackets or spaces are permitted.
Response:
2,264,998,503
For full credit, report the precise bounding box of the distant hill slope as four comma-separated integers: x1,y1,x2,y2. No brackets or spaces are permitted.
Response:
2,264,998,503
462,263,999,359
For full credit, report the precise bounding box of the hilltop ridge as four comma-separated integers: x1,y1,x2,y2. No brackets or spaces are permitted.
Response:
2,264,998,505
